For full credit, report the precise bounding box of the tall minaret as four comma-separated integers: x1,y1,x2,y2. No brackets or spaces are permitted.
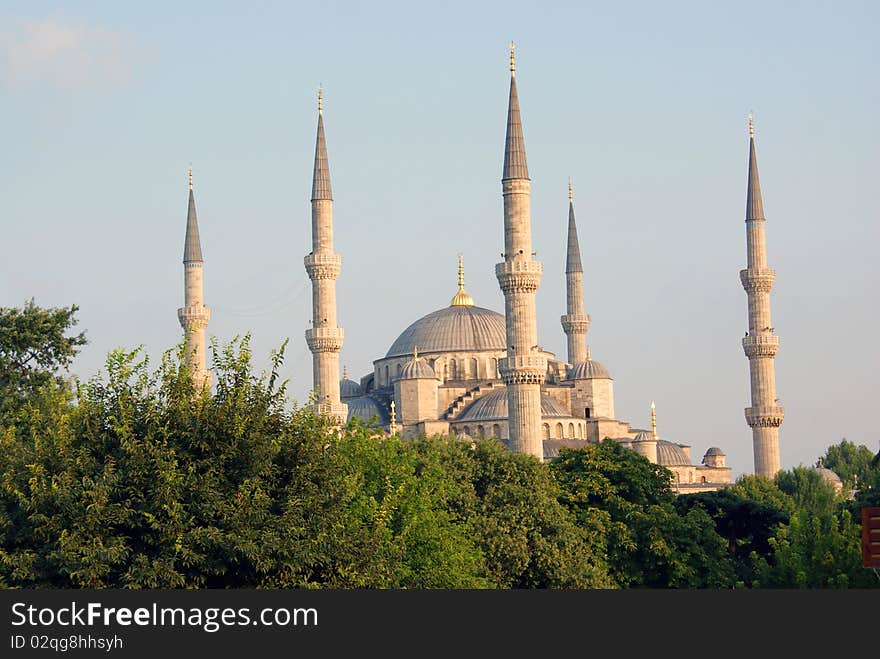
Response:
304,87,347,422
740,114,784,477
496,43,545,459
560,180,590,366
177,166,211,388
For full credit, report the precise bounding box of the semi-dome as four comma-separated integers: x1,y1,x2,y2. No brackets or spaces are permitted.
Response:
399,358,437,380
631,430,656,443
569,359,611,380
458,387,570,422
346,396,386,426
704,447,725,456
339,378,363,398
656,440,692,466
385,305,506,358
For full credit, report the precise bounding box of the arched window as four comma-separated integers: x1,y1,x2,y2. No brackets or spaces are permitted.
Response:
700,476,707,484
555,423,564,439
568,423,574,438
462,426,470,437
477,425,485,438
450,360,458,380
542,424,550,440
384,365,389,385
396,363,402,378
492,424,501,439
585,407,592,419
490,358,498,378
470,358,478,379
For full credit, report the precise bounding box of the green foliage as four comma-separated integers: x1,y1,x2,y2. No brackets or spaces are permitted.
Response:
754,509,878,588
0,300,86,418
675,486,790,586
551,440,734,588
775,466,839,516
822,439,878,489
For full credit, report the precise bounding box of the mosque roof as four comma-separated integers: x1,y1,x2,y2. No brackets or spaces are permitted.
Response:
704,446,726,456
656,440,692,466
346,396,387,426
339,378,363,398
385,305,506,359
569,359,611,380
457,387,570,422
399,358,437,380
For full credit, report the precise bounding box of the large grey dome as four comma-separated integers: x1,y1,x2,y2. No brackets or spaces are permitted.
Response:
458,387,570,422
385,305,506,358
569,359,611,380
656,440,692,466
346,396,386,426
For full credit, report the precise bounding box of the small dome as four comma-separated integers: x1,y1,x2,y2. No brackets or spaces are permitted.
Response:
458,387,570,422
656,440,692,466
632,430,655,443
569,359,611,380
704,446,725,457
815,466,842,485
346,396,387,426
399,358,437,380
340,378,363,398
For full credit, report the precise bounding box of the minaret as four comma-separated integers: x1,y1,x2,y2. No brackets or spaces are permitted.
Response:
560,180,590,366
177,165,211,388
740,114,784,477
496,43,546,459
304,87,347,422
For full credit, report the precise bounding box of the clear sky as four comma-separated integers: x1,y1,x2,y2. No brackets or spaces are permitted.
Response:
1,1,877,478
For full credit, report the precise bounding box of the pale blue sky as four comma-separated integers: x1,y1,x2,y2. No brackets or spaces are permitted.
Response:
1,1,877,477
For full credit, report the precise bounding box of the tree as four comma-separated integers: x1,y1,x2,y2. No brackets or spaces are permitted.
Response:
822,439,878,489
0,300,86,417
775,466,839,516
675,487,789,586
551,440,734,588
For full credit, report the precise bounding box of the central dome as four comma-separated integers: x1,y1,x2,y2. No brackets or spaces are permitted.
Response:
385,305,507,358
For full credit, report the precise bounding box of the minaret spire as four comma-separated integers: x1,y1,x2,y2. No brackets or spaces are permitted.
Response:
450,254,475,307
177,165,211,389
496,45,545,459
304,90,347,423
561,180,590,367
740,114,784,477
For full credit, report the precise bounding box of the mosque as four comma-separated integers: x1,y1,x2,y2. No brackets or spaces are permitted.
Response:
176,45,793,494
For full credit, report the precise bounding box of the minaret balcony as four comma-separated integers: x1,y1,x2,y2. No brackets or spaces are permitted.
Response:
177,305,211,329
304,253,342,280
745,405,785,428
561,314,591,334
739,268,775,294
495,260,542,293
305,327,344,353
742,333,779,358
499,355,547,385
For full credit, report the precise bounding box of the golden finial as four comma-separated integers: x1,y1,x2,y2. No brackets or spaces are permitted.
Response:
413,345,419,362
651,400,658,440
342,365,348,380
568,178,573,203
509,41,516,75
318,85,323,115
748,112,754,139
389,400,397,433
586,346,591,361
188,163,193,190
450,253,475,307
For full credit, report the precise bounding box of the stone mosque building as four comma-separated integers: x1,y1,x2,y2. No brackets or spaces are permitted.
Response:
177,46,791,494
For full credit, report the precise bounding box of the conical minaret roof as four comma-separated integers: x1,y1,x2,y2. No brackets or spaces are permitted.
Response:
183,166,203,263
746,114,764,221
311,87,333,201
565,181,582,273
502,43,529,181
